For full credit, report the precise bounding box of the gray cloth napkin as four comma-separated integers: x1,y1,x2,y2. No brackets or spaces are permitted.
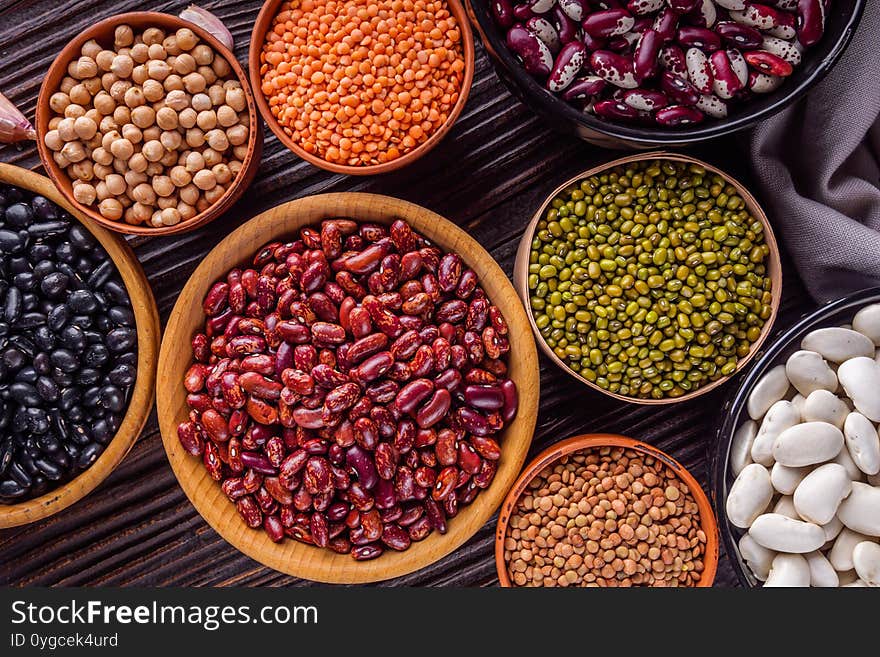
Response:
747,0,880,303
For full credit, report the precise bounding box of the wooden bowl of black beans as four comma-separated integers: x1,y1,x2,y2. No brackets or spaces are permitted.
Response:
0,163,159,528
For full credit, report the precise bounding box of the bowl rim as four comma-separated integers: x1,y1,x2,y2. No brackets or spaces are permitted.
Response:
711,286,880,587
156,191,540,583
35,10,263,237
465,0,867,146
494,433,719,587
0,163,159,528
248,0,475,176
512,150,782,405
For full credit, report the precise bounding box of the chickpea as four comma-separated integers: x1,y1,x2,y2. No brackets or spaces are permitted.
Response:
197,66,217,86
93,91,115,115
101,72,118,92
160,149,178,167
64,104,85,120
49,92,71,114
232,145,248,162
113,105,132,126
142,27,165,46
191,93,211,112
131,65,149,85
131,182,156,205
141,79,164,103
59,76,76,95
196,196,211,213
110,138,135,161
142,126,162,142
114,24,134,48
202,148,222,167
110,54,134,78
130,42,150,64
60,141,86,163
175,28,198,51
124,86,146,108
147,60,171,81
147,43,167,60
85,133,103,150
196,110,217,131
173,53,196,76
179,184,199,206
163,74,184,92
150,175,174,198
141,139,164,163
112,157,127,175
69,83,91,105
212,163,233,185
204,183,225,205
73,182,97,205
226,124,248,147
159,207,182,226
160,130,182,151
163,35,181,56
75,56,98,80
128,152,148,173
191,44,213,66
84,107,101,123
110,80,132,103
165,89,189,111
154,106,177,131
178,202,197,221
211,105,235,128
82,77,102,96
130,105,156,129
185,127,205,148
57,118,77,142
70,160,94,181
89,146,111,166
48,117,62,131
53,151,71,169
98,198,124,220
150,211,164,228
81,39,102,59
96,50,116,72
131,202,153,223
178,107,197,129
167,165,192,187
92,163,112,180
124,170,147,188
121,123,143,144
105,173,127,196
44,130,64,152
184,151,205,173
193,169,216,191
182,72,206,94
205,129,229,152
211,56,231,79
72,116,97,140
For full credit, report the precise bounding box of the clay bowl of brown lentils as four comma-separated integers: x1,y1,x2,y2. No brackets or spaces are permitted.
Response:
495,434,718,587
0,164,159,528
513,151,781,404
35,12,262,236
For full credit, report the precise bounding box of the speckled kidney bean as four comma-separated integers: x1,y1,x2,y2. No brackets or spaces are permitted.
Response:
180,219,518,560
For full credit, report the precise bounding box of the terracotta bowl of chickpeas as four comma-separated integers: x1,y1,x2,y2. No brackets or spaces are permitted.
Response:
495,434,718,587
35,12,262,235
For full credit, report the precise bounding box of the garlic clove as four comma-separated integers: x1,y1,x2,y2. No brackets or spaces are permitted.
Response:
179,4,234,52
0,90,36,143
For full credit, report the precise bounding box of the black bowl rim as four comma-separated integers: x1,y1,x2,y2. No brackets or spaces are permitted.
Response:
467,0,867,145
711,286,880,587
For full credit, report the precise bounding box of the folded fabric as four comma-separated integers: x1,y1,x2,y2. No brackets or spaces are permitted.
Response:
748,1,880,303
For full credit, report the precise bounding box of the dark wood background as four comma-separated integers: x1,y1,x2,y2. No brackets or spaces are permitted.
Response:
0,0,814,587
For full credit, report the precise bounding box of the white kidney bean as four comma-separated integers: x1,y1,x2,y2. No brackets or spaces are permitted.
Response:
852,541,880,586
829,528,872,571
843,412,880,476
838,357,880,422
748,365,790,420
770,463,810,496
837,482,880,536
749,513,825,553
821,514,844,542
738,533,774,581
793,463,852,526
833,445,864,481
772,421,843,467
764,553,811,587
837,569,859,586
802,390,849,428
751,400,800,466
730,420,757,476
802,328,874,364
853,304,880,346
804,551,839,587
772,495,798,518
726,463,773,528
875,348,880,366
790,393,806,419
785,350,838,397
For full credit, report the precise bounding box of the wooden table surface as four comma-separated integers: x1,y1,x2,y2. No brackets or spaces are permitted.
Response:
0,0,814,587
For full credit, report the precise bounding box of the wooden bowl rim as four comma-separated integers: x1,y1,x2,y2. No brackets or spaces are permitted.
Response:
156,191,540,583
0,163,160,528
512,150,783,405
494,433,719,587
248,0,475,176
34,11,262,237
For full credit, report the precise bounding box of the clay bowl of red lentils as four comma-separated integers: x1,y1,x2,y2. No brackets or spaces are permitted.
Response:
35,12,263,236
249,0,474,175
495,434,718,587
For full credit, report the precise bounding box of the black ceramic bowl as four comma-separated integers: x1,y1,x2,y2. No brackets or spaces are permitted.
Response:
466,0,865,149
711,287,880,587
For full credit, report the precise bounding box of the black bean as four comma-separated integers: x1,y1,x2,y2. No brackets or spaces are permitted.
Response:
58,387,81,411
70,424,92,445
18,312,45,328
2,347,25,370
10,382,40,405
33,260,55,279
8,461,32,487
108,363,136,387
117,352,137,367
69,314,93,329
99,385,126,413
29,221,68,238
9,256,29,273
49,349,79,373
47,304,69,331
36,377,59,402
52,370,73,387
13,272,36,291
67,406,85,423
92,419,114,444
107,327,135,352
83,329,103,345
49,446,70,469
28,243,52,262
0,439,13,475
31,196,57,222
0,229,23,252
3,286,21,322
26,407,50,434
33,327,55,351
83,343,109,368
39,271,69,297
4,202,32,228
108,305,134,326
68,289,97,313
37,433,61,454
83,386,101,408
68,224,96,251
0,478,26,499
103,280,128,304
77,368,101,386
55,241,76,263
60,325,86,351
76,443,104,469
87,260,112,289
0,321,9,338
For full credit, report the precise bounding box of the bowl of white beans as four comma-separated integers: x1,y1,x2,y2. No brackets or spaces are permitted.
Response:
714,287,880,588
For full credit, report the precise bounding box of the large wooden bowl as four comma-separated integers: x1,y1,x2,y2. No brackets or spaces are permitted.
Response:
495,434,719,587
513,151,782,405
157,193,540,583
0,164,159,528
35,11,263,236
248,0,475,176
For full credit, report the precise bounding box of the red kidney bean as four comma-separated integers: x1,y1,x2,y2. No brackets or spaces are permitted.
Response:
264,476,294,505
709,49,746,99
373,478,396,509
583,9,635,39
415,389,452,429
464,384,505,411
677,25,721,51
365,380,399,405
435,428,458,467
796,0,824,46
432,466,457,502
506,24,553,77
324,382,360,413
390,330,421,361
177,421,204,456
660,70,700,105
394,419,416,453
394,465,416,501
351,544,383,561
360,509,383,541
455,269,479,299
381,524,411,551
345,445,378,490
458,443,482,475
394,378,435,415
236,496,262,528
408,515,432,541
352,417,378,451
715,20,763,49
203,281,229,316
744,50,793,77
